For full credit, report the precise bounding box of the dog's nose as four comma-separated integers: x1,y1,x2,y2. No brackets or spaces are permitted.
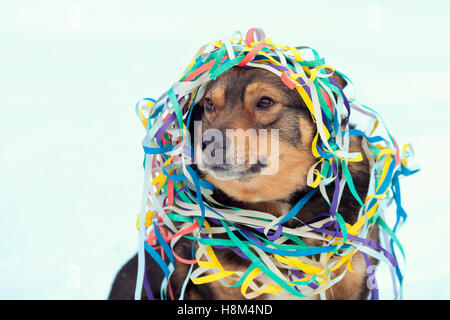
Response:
202,140,226,160
201,134,231,151
201,132,232,166
202,140,218,151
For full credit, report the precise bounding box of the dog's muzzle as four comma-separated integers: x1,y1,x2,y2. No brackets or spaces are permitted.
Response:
197,138,267,180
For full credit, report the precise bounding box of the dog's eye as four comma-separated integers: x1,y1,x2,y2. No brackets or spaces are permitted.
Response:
204,97,216,113
256,97,275,109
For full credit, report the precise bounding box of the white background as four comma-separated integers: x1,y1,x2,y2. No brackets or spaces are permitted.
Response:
1,0,449,299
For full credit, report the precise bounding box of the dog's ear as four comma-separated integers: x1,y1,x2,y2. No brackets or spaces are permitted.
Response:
331,70,347,91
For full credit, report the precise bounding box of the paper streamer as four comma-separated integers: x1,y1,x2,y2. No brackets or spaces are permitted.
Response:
133,28,418,300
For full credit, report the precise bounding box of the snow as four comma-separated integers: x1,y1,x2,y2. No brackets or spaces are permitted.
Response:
0,0,449,299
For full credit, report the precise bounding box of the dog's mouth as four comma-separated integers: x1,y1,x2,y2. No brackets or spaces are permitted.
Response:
202,161,267,181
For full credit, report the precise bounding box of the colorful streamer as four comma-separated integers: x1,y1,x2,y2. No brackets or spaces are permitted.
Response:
133,28,418,300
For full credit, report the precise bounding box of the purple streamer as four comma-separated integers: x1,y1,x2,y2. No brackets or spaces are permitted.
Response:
329,162,340,215
143,269,154,300
328,76,351,124
296,76,312,99
252,62,290,72
289,269,319,290
214,244,250,261
155,112,176,141
309,224,398,267
363,252,379,300
254,224,283,241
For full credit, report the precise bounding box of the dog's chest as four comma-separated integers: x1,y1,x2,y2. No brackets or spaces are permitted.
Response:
211,200,315,299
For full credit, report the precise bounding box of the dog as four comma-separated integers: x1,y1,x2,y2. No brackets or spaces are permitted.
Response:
108,66,378,300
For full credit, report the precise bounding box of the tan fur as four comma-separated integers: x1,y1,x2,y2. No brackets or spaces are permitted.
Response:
205,139,315,202
325,224,378,300
347,135,370,174
201,129,374,299
244,82,285,125
203,113,316,203
325,252,367,300
109,66,378,301
299,117,315,147
196,68,376,299
204,86,226,114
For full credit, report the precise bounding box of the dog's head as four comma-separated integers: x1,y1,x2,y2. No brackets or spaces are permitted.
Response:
190,67,346,203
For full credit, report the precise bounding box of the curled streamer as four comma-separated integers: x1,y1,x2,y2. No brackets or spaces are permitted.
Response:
133,28,418,300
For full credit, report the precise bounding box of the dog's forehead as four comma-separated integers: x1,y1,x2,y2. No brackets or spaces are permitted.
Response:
205,67,289,95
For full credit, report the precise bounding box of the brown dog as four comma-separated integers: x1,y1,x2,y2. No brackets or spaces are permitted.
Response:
108,67,377,300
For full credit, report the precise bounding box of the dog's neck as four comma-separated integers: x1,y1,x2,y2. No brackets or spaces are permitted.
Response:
210,187,312,220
